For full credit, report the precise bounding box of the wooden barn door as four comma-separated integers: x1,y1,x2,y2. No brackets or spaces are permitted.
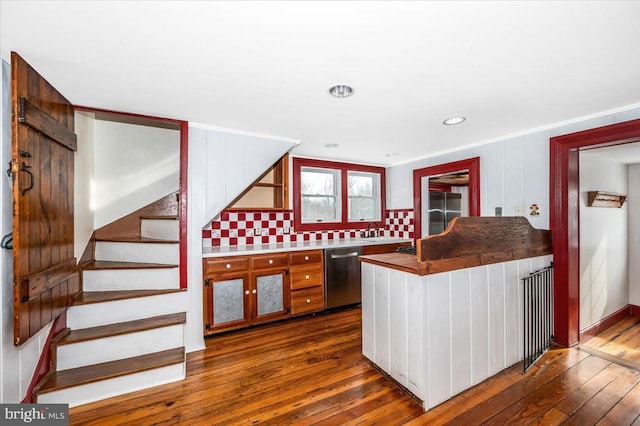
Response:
10,52,79,346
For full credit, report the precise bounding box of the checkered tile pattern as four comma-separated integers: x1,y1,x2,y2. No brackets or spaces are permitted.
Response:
203,209,414,247
385,209,414,239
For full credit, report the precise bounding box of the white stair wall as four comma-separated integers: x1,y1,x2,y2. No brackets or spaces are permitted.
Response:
67,291,187,330
82,267,180,291
95,241,179,264
141,218,179,240
37,363,185,408
56,324,184,371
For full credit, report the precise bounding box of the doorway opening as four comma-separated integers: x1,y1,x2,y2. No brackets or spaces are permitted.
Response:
74,106,189,289
412,157,480,239
550,118,640,347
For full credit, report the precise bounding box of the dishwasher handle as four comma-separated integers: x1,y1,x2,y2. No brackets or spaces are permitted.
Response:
330,251,360,259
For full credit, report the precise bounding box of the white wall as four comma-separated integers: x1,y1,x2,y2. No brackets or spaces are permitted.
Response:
93,119,180,229
0,59,54,403
579,154,629,330
387,107,640,232
629,164,640,306
74,111,96,259
185,124,298,352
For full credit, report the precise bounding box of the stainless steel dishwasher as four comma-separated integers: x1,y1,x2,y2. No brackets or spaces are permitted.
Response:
324,246,363,309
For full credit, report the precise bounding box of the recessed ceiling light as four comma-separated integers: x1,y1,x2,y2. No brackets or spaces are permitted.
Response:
324,143,339,149
443,116,466,125
385,152,400,157
328,85,354,98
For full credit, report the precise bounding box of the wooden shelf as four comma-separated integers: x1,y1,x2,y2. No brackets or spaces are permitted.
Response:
228,154,289,210
587,191,627,208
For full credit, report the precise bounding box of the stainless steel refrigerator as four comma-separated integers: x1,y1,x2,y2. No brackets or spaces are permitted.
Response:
428,191,462,235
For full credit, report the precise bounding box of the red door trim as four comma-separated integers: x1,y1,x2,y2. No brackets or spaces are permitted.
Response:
74,106,189,289
550,118,640,347
412,157,480,239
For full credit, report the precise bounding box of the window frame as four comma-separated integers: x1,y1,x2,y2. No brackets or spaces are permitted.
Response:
299,166,342,224
293,157,386,232
347,170,381,222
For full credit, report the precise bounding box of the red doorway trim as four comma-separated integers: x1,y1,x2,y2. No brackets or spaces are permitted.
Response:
74,106,189,290
413,157,480,239
550,118,640,347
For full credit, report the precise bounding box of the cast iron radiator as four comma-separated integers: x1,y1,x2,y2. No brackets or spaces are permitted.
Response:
522,262,554,373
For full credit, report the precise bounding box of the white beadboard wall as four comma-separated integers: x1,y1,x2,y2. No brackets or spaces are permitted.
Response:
386,106,640,232
579,153,629,330
629,164,640,306
185,124,298,352
362,255,552,411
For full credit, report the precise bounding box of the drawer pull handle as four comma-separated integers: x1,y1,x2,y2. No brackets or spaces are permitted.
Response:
304,256,309,261
245,290,250,295
305,275,310,280
268,259,273,264
252,289,257,294
306,299,311,303
225,264,231,269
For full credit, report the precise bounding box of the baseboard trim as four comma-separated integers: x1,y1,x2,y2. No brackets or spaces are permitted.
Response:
579,305,631,343
631,305,640,316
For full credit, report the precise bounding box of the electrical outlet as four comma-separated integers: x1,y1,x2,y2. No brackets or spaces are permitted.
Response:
254,228,262,236
514,205,525,216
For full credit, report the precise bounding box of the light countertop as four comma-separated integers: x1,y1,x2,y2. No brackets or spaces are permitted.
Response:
202,237,412,258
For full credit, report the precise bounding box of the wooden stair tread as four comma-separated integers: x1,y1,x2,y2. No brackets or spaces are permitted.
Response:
58,312,186,345
35,347,185,394
95,236,178,244
81,260,178,270
73,289,184,305
140,214,178,220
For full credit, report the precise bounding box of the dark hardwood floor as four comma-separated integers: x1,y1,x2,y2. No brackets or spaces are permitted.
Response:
70,308,640,425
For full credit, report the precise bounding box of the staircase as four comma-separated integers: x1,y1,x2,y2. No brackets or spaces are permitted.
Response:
33,213,187,408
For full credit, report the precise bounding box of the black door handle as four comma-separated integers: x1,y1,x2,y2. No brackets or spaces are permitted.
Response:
19,162,34,195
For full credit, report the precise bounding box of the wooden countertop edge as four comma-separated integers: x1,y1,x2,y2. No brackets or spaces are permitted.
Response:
358,253,426,275
359,246,553,276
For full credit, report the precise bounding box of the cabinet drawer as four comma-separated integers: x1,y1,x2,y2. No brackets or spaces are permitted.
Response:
251,253,289,270
291,287,324,315
204,257,249,275
290,250,323,266
290,268,323,290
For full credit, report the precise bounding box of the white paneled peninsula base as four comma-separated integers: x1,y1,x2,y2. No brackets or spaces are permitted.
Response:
358,217,554,411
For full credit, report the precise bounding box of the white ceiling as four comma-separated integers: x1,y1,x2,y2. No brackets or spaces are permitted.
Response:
2,1,640,166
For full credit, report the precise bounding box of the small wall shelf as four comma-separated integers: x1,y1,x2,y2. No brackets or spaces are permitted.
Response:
587,191,627,208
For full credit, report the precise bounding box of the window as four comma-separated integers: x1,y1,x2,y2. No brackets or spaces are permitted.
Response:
293,158,385,232
300,167,341,223
348,171,380,221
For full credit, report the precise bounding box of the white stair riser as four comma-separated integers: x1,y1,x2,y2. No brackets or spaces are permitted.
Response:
37,363,185,408
82,267,179,291
95,242,178,264
141,219,179,240
68,292,187,329
57,324,184,371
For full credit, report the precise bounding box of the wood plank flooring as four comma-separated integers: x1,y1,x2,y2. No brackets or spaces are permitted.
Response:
581,315,640,368
69,308,640,425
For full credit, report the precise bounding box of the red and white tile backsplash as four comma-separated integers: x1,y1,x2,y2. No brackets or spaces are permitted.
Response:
203,209,414,248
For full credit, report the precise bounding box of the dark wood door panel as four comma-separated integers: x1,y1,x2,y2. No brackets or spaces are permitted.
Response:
11,52,79,346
